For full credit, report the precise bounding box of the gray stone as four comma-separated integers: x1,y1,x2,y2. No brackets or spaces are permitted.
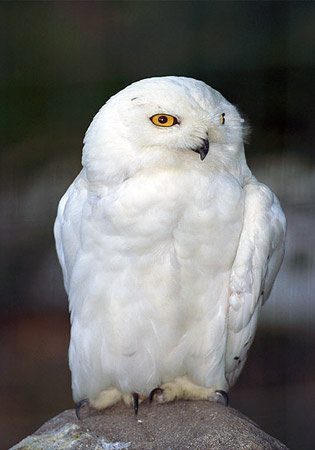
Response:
10,400,289,449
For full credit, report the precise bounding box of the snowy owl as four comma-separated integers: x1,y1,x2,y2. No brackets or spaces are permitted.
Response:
54,76,286,416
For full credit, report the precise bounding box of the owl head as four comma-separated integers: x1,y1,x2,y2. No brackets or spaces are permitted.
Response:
82,76,249,185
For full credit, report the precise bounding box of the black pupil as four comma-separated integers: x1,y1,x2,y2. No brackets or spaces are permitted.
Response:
158,116,168,124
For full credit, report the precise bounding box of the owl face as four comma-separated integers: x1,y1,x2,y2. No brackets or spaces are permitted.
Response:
82,77,247,183
106,77,244,157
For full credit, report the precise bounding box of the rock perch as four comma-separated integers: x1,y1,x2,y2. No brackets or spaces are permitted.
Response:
11,400,289,449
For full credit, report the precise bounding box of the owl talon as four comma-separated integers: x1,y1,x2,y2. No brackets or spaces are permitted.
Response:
133,393,139,415
215,390,229,406
149,387,164,403
75,398,88,420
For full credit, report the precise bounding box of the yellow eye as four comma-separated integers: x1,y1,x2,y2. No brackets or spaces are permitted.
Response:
220,113,225,125
150,114,178,127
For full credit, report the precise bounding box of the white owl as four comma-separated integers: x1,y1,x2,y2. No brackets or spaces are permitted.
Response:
54,76,286,416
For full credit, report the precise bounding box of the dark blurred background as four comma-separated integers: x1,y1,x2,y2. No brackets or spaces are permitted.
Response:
1,2,314,449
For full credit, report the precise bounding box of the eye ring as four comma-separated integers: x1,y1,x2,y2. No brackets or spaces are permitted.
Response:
150,114,178,127
220,113,225,125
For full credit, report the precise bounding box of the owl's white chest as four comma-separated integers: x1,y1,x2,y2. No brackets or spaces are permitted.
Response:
69,168,244,399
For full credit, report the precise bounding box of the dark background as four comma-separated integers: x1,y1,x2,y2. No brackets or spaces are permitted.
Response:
1,2,314,449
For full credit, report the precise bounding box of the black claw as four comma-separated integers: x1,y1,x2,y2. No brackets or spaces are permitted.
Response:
75,398,88,420
215,390,229,406
149,387,164,403
133,393,139,415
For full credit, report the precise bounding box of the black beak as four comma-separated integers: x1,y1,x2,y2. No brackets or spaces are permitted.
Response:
193,139,209,161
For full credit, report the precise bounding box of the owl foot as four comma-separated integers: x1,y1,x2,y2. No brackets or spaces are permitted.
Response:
90,388,144,413
75,398,88,420
90,387,123,410
149,376,229,405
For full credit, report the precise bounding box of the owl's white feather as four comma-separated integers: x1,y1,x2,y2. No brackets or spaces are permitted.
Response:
54,76,286,407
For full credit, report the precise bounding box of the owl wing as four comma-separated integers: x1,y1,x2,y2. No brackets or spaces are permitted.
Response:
225,179,286,386
54,172,88,294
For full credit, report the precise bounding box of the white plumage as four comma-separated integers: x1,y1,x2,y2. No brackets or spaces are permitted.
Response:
54,76,286,410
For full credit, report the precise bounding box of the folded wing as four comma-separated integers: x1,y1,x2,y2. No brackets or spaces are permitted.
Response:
54,173,87,294
226,179,286,386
